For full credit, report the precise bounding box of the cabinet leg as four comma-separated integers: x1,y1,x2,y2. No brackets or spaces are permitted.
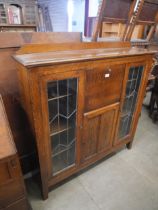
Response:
126,141,133,150
41,185,48,200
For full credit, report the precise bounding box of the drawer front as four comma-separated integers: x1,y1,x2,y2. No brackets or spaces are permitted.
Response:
0,179,25,208
0,157,21,185
0,162,11,184
2,198,29,210
85,64,125,111
0,157,25,208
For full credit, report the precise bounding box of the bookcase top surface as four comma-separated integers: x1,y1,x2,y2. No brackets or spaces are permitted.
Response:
14,45,156,68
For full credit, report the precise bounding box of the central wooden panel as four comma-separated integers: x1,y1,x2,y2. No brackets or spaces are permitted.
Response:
85,64,125,111
81,104,119,162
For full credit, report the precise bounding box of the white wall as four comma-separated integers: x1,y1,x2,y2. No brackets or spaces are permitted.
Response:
38,0,68,32
38,0,85,33
88,0,99,17
71,0,85,33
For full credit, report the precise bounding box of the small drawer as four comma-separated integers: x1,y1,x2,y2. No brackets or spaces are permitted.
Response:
0,157,21,185
4,198,29,210
0,179,25,208
85,64,125,111
0,162,11,184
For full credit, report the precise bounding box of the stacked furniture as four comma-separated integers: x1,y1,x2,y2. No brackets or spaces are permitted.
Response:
14,41,155,199
0,0,37,32
91,0,132,40
0,94,30,210
91,0,158,46
127,0,158,46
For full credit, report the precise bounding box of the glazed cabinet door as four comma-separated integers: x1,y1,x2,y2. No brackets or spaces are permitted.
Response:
81,103,119,162
41,71,84,178
114,63,146,145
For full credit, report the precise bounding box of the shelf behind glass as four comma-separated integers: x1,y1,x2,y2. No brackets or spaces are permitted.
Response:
52,138,76,175
47,78,78,175
48,94,72,102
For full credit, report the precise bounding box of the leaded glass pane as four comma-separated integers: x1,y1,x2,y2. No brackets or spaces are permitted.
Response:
118,66,144,139
47,78,78,175
118,114,132,139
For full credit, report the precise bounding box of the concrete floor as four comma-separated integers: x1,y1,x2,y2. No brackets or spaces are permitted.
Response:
27,103,158,210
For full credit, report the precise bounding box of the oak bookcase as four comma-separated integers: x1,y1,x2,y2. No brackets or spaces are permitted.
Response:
14,42,155,199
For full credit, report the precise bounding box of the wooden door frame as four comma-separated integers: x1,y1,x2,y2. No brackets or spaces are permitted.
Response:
113,60,150,147
34,69,85,197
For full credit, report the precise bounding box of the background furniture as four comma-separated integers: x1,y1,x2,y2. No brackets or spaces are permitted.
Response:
0,94,30,210
124,0,158,45
0,32,82,174
101,22,144,40
149,63,158,122
91,0,133,41
91,0,158,46
0,0,38,32
14,41,154,199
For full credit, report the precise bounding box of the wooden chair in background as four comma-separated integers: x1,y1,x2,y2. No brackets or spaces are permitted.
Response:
91,0,158,47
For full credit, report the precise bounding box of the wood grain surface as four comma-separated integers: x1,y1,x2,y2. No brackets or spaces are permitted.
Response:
0,95,16,159
14,45,156,67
